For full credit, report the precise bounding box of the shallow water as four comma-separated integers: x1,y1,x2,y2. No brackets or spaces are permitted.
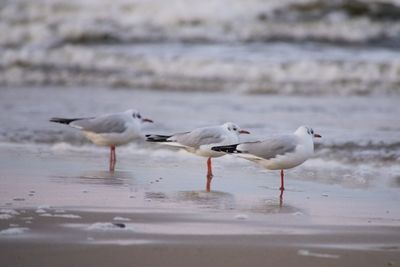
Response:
0,87,399,190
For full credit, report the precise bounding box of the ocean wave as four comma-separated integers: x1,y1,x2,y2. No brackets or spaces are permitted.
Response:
1,0,400,95
316,142,400,164
1,44,400,95
1,0,400,48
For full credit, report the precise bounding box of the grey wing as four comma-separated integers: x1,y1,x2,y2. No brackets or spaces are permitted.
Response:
238,135,297,160
172,127,224,148
70,114,127,134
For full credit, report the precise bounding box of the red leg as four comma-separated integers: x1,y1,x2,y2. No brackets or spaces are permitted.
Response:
206,174,212,192
112,146,116,169
206,157,213,192
109,146,113,171
109,145,116,172
280,169,285,191
279,187,284,207
207,157,213,177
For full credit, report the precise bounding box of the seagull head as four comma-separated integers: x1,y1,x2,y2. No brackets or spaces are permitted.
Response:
126,109,153,124
295,126,321,139
222,122,250,135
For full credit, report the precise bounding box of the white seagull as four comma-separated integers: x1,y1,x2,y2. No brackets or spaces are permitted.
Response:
212,126,321,191
146,122,250,191
50,109,153,171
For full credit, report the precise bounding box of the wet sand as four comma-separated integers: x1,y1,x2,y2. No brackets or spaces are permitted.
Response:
0,87,399,266
0,143,399,267
1,210,399,267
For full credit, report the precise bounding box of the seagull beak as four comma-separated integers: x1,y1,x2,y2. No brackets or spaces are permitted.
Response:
142,118,153,123
239,129,250,134
314,133,322,138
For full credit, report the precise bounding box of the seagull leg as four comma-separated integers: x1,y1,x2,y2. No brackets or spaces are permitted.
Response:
279,187,284,207
206,157,213,192
206,174,212,192
207,157,213,177
280,169,285,191
109,145,116,172
109,146,113,171
112,146,116,171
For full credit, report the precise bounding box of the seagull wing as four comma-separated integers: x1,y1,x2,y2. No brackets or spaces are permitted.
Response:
237,135,297,160
171,127,225,148
70,114,128,134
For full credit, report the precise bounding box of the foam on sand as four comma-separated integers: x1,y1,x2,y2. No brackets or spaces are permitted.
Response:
40,213,82,219
297,249,340,259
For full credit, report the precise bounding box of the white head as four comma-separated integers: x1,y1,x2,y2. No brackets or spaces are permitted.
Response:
125,109,153,125
294,126,321,140
222,122,250,136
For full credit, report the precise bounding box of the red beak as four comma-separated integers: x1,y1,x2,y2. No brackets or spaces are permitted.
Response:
314,133,321,138
239,129,250,134
142,118,153,123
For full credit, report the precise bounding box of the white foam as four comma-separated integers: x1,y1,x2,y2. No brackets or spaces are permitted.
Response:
297,249,340,259
113,216,131,222
0,227,30,236
234,214,249,220
0,209,19,215
87,222,135,231
0,214,13,220
37,205,51,209
35,209,47,214
39,213,81,219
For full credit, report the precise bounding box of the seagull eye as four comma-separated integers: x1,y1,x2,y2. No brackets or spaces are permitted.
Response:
311,129,314,134
137,114,142,119
233,127,237,131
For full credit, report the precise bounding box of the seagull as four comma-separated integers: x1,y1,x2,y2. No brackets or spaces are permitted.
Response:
146,122,250,191
50,109,153,171
212,126,321,191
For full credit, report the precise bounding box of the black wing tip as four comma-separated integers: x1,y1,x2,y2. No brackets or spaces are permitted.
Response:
211,144,240,153
49,117,74,124
146,134,172,142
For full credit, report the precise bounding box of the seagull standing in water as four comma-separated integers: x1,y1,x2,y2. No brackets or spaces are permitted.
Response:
146,122,250,191
50,109,153,171
212,126,321,192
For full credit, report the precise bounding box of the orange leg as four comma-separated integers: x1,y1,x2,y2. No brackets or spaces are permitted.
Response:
280,169,285,191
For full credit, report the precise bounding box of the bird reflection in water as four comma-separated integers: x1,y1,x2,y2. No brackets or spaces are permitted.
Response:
176,190,235,210
78,170,135,186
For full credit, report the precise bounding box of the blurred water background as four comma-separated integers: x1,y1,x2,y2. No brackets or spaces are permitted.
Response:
1,0,400,94
0,0,399,188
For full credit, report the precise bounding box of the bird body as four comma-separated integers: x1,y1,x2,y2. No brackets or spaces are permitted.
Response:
212,126,321,191
147,122,250,191
50,109,153,171
236,127,315,170
147,122,249,159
